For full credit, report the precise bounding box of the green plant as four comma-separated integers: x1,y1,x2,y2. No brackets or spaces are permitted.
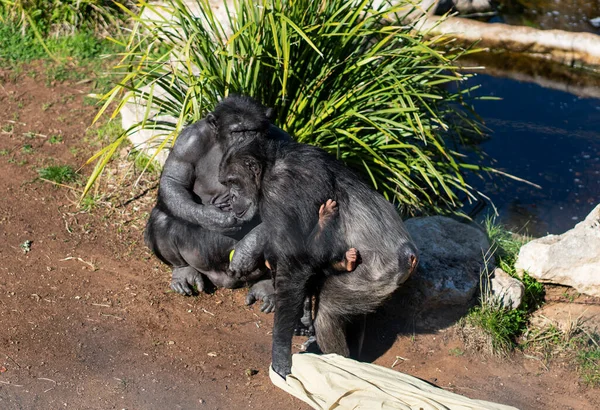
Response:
461,221,546,355
0,0,135,36
484,218,545,312
1,123,14,133
89,120,122,142
80,194,101,211
448,347,464,357
22,144,34,153
49,134,63,144
37,165,78,184
87,0,497,214
578,341,600,386
130,149,159,174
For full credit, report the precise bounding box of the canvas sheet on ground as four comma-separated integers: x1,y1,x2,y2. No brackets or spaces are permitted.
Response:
270,353,519,410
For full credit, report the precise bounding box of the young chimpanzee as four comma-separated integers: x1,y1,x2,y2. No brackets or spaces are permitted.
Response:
144,95,290,311
219,137,419,378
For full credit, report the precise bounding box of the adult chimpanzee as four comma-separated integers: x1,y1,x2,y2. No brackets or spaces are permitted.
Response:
144,95,290,310
219,137,419,378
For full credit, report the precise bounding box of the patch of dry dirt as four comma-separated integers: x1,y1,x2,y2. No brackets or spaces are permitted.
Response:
0,66,598,409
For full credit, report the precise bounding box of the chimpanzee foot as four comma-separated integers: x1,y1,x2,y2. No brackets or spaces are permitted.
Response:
294,322,315,337
318,199,338,230
344,248,360,272
171,266,205,296
301,336,318,352
331,248,361,272
245,279,276,313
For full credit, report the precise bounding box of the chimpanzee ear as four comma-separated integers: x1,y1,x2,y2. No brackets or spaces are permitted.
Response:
244,157,261,176
265,107,275,122
207,113,217,128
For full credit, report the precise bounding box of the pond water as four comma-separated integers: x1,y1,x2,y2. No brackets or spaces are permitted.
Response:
459,64,600,237
496,0,600,34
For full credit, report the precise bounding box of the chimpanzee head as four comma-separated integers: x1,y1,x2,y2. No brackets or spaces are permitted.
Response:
218,148,263,223
207,94,275,147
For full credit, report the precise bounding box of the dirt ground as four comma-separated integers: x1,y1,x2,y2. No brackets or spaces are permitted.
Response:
0,66,599,410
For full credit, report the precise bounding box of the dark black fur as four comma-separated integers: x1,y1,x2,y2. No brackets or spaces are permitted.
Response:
144,95,289,311
219,137,419,378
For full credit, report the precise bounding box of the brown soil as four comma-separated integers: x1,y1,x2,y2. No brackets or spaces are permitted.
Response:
0,65,599,410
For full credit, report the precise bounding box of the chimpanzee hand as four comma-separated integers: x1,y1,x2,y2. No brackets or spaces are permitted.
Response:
171,266,205,296
245,280,276,313
212,192,233,212
200,205,242,234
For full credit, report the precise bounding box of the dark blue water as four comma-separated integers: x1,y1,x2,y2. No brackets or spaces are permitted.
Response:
461,74,600,236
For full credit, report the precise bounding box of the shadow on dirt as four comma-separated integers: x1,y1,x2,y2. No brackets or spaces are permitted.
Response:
359,285,472,363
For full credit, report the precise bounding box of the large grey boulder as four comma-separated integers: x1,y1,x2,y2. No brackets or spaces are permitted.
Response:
404,216,491,306
515,204,600,297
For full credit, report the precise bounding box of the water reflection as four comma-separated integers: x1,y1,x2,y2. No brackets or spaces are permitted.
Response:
457,71,600,237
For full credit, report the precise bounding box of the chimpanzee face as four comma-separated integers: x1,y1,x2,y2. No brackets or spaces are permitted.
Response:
219,156,262,223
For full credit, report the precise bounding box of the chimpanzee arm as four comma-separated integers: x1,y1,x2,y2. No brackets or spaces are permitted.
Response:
158,122,240,232
306,200,346,266
229,223,268,276
271,260,311,378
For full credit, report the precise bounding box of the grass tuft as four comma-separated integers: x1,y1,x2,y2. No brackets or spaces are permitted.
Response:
37,165,78,184
461,219,544,355
578,341,600,386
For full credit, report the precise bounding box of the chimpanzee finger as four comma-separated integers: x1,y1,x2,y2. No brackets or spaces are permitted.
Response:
245,292,257,306
180,281,193,295
171,282,189,295
194,277,204,294
261,297,275,313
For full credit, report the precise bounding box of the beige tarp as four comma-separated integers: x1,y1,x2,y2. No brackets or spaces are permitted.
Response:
270,353,519,410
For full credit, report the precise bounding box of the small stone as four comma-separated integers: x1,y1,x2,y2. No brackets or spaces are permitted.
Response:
167,341,175,345
489,268,524,310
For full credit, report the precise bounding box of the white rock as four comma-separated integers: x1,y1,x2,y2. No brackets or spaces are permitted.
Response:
404,216,491,306
489,267,524,310
515,204,600,297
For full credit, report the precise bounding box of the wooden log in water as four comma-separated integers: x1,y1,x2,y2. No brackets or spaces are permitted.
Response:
416,16,600,67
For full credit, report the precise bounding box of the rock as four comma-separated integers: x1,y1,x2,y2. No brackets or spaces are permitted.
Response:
404,216,491,306
489,268,524,310
590,17,600,28
515,204,600,297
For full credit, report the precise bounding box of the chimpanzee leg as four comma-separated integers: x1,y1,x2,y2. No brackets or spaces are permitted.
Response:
314,299,350,357
294,296,314,336
145,207,237,295
271,262,311,378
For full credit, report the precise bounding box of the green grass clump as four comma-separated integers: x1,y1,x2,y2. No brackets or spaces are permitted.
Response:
37,165,78,184
463,304,526,354
48,135,63,144
484,217,545,311
87,0,494,213
130,149,160,174
578,343,600,386
462,219,545,355
0,1,135,36
0,15,122,88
